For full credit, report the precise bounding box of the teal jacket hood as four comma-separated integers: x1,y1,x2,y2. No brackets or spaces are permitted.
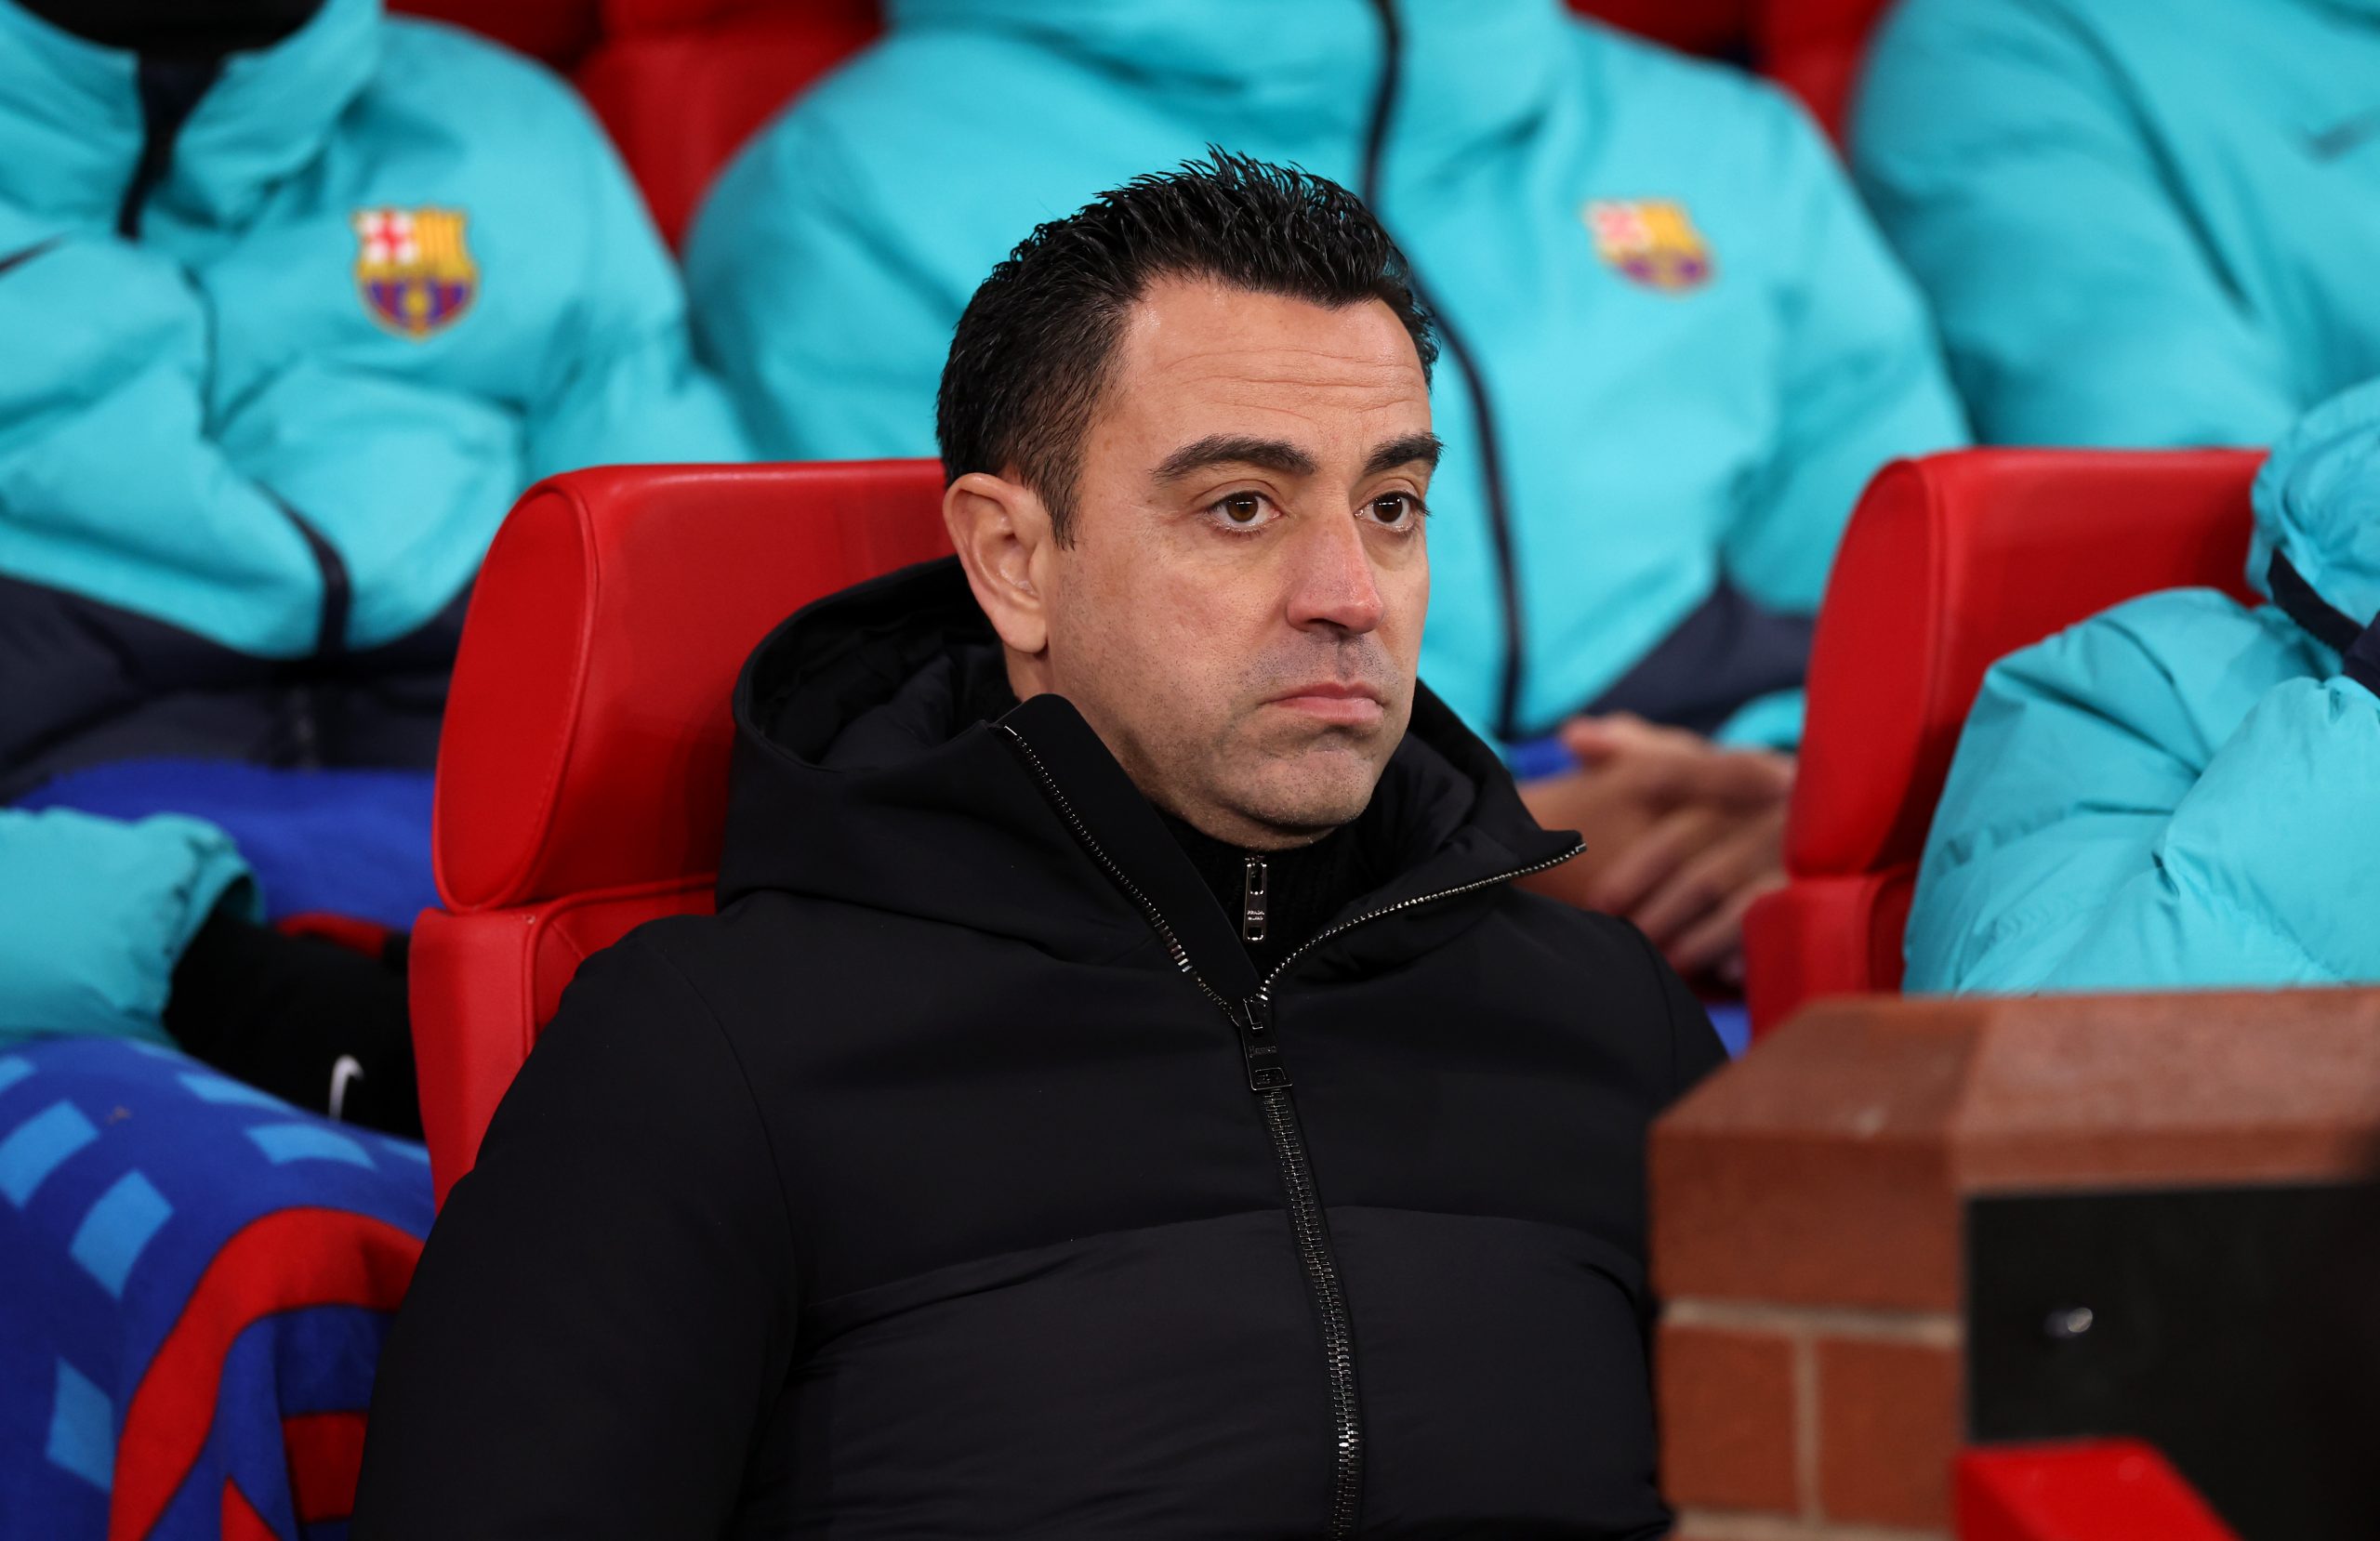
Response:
0,0,377,231
2250,375,2380,627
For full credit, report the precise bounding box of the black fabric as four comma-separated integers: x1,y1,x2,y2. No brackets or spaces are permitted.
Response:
1569,576,1816,742
2268,549,2380,698
165,906,420,1138
1160,813,1376,979
118,55,224,238
0,573,466,798
357,556,1725,1539
21,0,322,57
2268,549,2367,656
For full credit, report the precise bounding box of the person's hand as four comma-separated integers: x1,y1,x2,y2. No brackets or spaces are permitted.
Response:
1523,714,1793,984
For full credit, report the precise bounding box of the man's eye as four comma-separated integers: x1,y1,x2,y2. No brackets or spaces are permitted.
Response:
1211,493,1273,527
1368,493,1423,527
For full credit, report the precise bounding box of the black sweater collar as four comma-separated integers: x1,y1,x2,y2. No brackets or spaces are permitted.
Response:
721,558,1579,995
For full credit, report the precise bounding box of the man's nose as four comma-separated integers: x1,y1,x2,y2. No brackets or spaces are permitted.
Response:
1285,510,1387,634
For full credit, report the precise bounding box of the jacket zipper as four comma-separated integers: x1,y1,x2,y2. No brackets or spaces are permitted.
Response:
1242,855,1269,942
999,724,1580,1536
1358,0,1531,744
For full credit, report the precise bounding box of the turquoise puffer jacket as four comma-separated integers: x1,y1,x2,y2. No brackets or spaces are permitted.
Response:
1906,379,2380,993
1853,0,2380,449
0,0,746,747
687,0,1965,747
0,0,747,1046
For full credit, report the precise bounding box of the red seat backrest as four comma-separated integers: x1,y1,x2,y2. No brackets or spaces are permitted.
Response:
1753,0,1896,138
574,0,880,248
413,461,950,1204
1740,449,2262,1034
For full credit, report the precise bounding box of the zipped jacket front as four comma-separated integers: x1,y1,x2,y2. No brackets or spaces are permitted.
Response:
357,559,1726,1538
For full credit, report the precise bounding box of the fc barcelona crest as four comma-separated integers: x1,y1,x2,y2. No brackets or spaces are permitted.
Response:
1583,200,1713,294
352,207,478,338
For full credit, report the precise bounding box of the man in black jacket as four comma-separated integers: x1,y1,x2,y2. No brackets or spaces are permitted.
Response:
356,152,1726,1539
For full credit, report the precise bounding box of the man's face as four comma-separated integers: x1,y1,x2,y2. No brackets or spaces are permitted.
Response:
1039,278,1435,849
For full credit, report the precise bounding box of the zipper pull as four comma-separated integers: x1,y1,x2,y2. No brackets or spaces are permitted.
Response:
1242,854,1268,943
1234,995,1290,1092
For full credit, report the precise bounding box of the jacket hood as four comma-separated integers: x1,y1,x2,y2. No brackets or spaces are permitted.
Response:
880,0,1572,176
719,559,1576,979
2249,376,2380,630
0,0,377,230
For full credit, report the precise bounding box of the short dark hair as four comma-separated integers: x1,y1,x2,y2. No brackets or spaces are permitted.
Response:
935,150,1437,542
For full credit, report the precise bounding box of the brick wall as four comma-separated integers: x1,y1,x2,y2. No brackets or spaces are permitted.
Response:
1649,990,2380,1539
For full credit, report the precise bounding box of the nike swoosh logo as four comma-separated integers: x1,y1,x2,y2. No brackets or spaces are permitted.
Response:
328,1056,365,1122
0,237,62,279
2307,109,2380,160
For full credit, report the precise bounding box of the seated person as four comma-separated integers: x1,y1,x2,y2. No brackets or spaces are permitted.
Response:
0,2,742,1529
1907,377,2380,994
0,0,747,1092
1853,0,2380,449
357,154,1726,1536
685,0,1968,983
2,0,746,795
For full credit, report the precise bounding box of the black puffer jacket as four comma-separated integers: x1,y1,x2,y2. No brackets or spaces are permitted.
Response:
357,560,1725,1539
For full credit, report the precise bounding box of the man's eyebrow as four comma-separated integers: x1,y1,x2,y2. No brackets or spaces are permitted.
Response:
1362,433,1443,479
1152,435,1319,482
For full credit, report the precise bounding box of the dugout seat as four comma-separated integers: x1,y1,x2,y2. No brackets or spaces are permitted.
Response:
1739,449,2262,1037
1755,0,1895,138
411,461,949,1204
574,0,879,247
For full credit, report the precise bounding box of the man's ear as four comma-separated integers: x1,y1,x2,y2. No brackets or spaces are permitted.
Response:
943,470,1054,658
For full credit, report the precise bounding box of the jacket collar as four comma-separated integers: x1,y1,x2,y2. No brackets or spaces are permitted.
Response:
0,0,377,231
880,0,1572,181
720,558,1578,995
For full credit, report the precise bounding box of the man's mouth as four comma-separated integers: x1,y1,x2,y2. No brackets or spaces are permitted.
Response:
1264,681,1386,728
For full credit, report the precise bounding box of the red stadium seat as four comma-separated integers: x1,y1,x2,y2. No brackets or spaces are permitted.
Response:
574,1,879,248
1755,0,1895,138
1740,450,2262,1037
412,461,949,1204
1958,1441,2241,1541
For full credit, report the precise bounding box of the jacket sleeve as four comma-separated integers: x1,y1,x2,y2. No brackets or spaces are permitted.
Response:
1906,600,2380,994
1723,90,1969,623
521,97,753,477
0,809,255,1050
354,930,798,1539
0,228,327,657
683,114,953,460
1850,0,2298,449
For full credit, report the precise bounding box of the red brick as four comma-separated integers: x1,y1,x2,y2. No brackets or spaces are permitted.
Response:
1816,1337,1959,1528
1657,1320,1799,1514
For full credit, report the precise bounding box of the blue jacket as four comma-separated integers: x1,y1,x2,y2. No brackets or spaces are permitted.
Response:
0,0,747,784
687,0,1965,748
0,0,747,1047
1907,379,2380,993
1853,0,2380,449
